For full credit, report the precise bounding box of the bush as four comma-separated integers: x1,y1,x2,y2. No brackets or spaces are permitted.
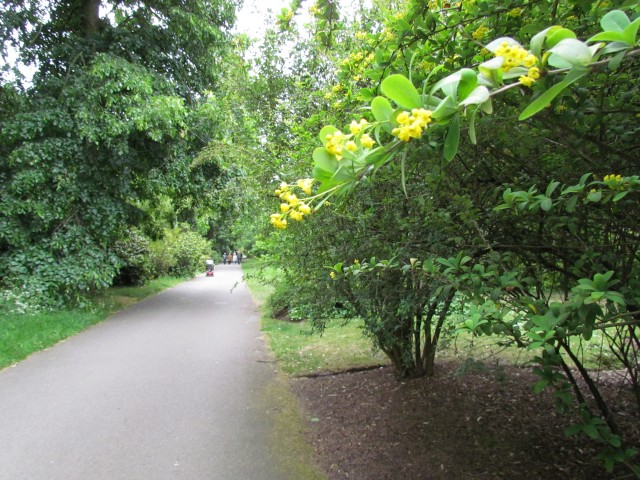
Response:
148,225,211,277
112,229,152,286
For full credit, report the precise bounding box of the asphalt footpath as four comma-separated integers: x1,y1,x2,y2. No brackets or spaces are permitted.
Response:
0,263,284,480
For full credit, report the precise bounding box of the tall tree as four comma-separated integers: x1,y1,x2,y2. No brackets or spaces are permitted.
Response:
0,0,236,307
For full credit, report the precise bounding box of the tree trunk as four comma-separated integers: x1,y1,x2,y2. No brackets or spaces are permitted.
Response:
83,0,101,34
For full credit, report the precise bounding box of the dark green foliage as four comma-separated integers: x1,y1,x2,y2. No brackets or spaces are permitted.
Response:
0,0,235,307
112,229,152,287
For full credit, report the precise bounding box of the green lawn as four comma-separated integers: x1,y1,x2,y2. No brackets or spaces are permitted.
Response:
0,276,185,370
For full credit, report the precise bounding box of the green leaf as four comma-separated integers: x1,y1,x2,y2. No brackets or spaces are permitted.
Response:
458,68,478,102
600,10,630,32
359,88,375,102
546,27,577,48
381,74,422,109
459,86,489,107
622,16,640,45
612,190,629,202
530,26,556,59
540,197,553,212
545,181,560,197
588,31,630,44
519,69,587,120
432,95,458,122
312,147,338,173
548,39,593,68
444,115,460,161
318,125,339,145
371,96,393,123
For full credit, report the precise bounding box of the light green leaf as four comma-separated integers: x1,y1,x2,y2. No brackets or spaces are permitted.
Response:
458,68,478,101
588,31,630,44
381,74,422,109
318,125,339,145
312,147,338,173
600,10,630,32
485,37,521,53
371,96,393,123
530,26,562,58
432,95,458,122
540,197,553,212
444,115,460,161
546,28,576,48
548,39,593,67
519,69,587,120
459,86,489,107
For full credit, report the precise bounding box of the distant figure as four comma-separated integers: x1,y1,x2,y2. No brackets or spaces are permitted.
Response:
222,251,227,265
205,259,214,276
227,252,233,264
237,252,243,264
232,251,238,264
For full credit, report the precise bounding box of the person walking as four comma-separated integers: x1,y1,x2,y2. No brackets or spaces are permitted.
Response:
232,251,238,264
222,251,227,265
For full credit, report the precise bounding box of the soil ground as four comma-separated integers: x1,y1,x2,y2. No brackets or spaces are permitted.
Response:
291,362,640,480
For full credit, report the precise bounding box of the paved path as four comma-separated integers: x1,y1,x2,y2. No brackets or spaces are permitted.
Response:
0,264,283,480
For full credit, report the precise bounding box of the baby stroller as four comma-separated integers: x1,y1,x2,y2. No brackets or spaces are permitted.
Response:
205,259,215,277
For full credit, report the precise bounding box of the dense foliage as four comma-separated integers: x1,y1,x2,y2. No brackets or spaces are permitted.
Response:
0,0,236,308
251,0,640,475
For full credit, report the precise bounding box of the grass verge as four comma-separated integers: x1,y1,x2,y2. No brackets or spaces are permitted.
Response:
0,276,185,370
242,259,387,376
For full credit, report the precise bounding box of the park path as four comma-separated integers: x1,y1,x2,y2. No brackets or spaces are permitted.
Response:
0,264,283,480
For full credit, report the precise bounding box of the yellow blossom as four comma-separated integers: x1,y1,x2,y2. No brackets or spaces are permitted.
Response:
349,119,368,135
285,193,300,207
345,140,358,152
472,26,489,40
290,210,303,221
325,130,346,160
330,271,337,279
297,178,313,195
299,203,312,215
528,67,540,79
392,108,433,142
518,75,535,87
507,7,522,17
361,134,375,149
280,203,290,213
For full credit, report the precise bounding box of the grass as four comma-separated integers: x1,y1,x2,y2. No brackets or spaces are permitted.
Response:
242,259,388,376
0,276,185,370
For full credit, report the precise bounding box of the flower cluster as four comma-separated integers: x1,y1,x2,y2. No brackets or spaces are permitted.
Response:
603,174,627,190
519,66,541,87
271,180,315,229
324,120,376,161
494,42,538,72
392,108,433,142
472,26,489,40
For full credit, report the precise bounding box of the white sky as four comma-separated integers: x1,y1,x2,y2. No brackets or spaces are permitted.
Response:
234,0,304,38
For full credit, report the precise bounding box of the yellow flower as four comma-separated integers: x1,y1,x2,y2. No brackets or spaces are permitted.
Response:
286,193,300,207
507,7,522,17
290,210,303,221
472,26,489,40
528,67,540,79
325,131,346,160
518,75,535,87
270,213,287,230
299,203,312,215
345,140,358,152
392,108,432,142
349,118,368,135
361,134,375,149
330,271,337,279
274,189,281,196
297,178,313,195
280,203,290,213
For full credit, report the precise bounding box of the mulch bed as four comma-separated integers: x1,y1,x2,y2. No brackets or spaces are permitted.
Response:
291,362,639,480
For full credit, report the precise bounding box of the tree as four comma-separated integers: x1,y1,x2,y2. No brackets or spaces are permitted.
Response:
0,0,235,307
